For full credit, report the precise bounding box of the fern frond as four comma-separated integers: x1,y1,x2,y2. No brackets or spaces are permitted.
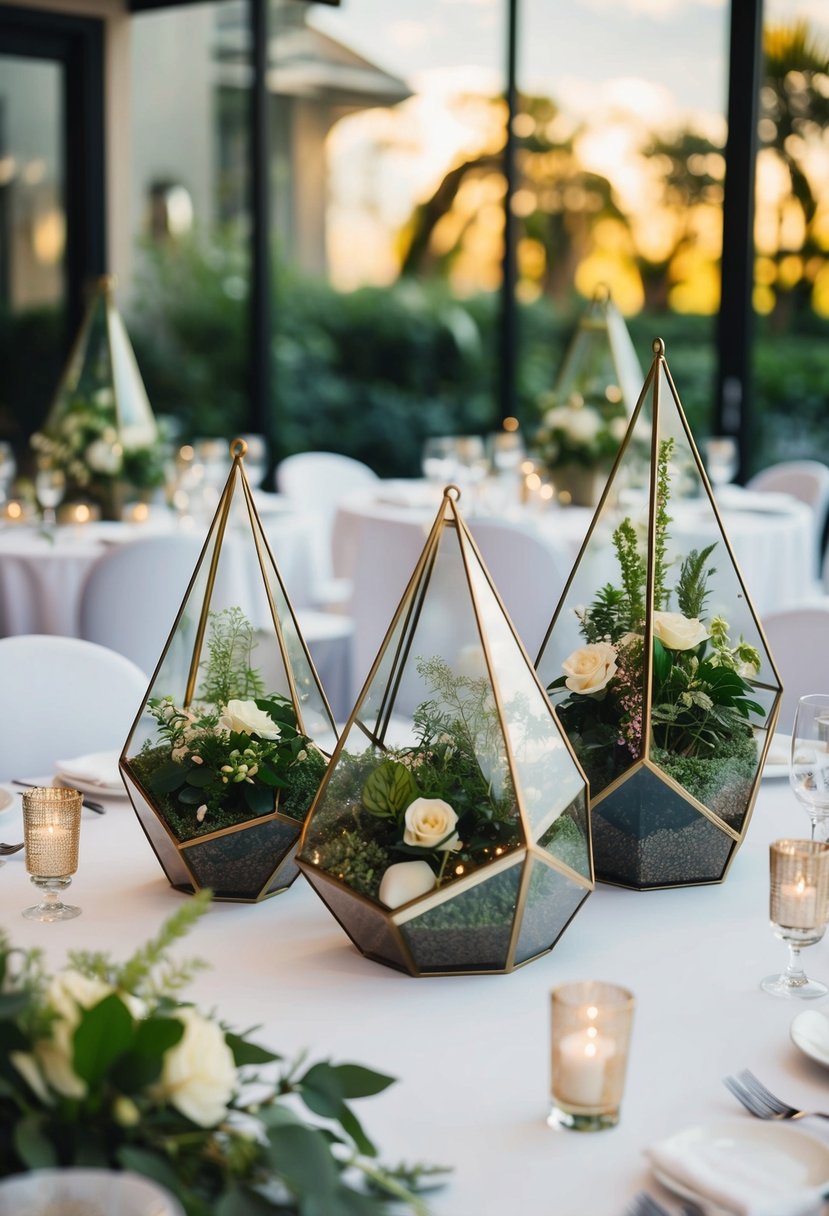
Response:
676,542,717,619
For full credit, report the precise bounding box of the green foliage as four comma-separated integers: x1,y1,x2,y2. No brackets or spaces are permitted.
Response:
612,519,646,632
314,831,391,900
577,584,627,643
0,901,448,1214
362,761,418,820
653,437,674,610
676,543,717,619
200,607,264,707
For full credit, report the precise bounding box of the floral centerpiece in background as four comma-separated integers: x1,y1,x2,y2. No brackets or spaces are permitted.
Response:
31,275,165,520
0,893,447,1215
531,388,629,505
31,386,165,520
124,607,329,901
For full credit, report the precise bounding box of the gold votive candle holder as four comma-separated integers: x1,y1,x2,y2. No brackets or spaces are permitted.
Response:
549,981,635,1132
761,839,829,999
22,787,82,922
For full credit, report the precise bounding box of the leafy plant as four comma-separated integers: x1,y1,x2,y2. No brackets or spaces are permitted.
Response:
0,893,449,1215
199,607,264,707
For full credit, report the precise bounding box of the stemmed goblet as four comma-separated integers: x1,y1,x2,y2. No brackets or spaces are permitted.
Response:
761,839,829,999
789,694,829,843
35,464,66,527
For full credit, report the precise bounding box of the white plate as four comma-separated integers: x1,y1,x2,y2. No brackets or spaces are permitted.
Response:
791,1009,829,1069
0,1168,184,1215
652,1117,829,1211
54,773,127,799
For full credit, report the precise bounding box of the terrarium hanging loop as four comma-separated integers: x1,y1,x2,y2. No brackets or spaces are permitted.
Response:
652,336,666,357
592,282,610,304
443,484,462,502
230,437,248,460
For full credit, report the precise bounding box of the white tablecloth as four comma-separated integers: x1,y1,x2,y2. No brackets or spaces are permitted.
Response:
0,507,321,639
3,775,828,1215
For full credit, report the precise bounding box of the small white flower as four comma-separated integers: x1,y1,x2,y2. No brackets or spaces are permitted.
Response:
191,754,204,765
296,749,308,763
218,699,281,740
196,804,207,823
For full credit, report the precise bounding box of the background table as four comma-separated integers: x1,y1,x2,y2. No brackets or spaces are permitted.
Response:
3,774,829,1215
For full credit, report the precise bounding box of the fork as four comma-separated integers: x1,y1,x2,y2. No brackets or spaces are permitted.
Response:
723,1068,829,1122
625,1192,702,1216
0,842,23,855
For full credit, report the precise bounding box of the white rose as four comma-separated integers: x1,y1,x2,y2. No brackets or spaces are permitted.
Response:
562,642,618,694
93,387,115,407
379,860,436,909
151,1007,237,1128
652,611,709,651
564,409,601,444
218,699,281,740
403,797,461,851
85,437,123,475
34,970,115,1098
609,416,628,441
543,406,572,430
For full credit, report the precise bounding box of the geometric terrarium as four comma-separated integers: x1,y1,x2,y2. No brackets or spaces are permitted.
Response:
532,285,644,506
120,439,337,902
32,274,163,520
536,339,783,890
297,486,593,975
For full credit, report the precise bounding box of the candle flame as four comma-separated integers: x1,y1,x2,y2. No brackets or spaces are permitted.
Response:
586,1005,598,1019
796,875,806,895
584,1041,597,1058
586,1026,597,1039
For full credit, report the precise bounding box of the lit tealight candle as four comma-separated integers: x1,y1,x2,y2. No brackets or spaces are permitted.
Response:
777,872,818,929
124,501,150,524
555,1007,617,1107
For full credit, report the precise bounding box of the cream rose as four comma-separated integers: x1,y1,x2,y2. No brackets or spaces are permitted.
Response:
150,1007,237,1128
564,408,601,443
33,970,115,1098
652,611,708,651
219,699,281,740
562,642,618,694
85,437,123,475
403,797,461,851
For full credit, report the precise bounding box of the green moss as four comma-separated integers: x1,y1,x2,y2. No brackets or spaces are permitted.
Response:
313,831,391,900
280,747,329,822
652,726,757,807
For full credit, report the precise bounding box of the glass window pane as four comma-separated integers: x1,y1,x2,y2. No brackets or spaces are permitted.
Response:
0,54,66,444
272,0,506,474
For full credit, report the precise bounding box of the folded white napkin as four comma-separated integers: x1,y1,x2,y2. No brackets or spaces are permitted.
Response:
55,750,121,788
648,1125,827,1216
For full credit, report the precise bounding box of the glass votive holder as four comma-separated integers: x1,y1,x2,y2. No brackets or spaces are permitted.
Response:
548,981,635,1132
22,788,83,922
761,839,829,999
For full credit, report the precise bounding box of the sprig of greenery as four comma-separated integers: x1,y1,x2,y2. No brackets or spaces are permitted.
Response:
653,437,674,609
612,518,646,630
199,607,264,707
675,543,717,619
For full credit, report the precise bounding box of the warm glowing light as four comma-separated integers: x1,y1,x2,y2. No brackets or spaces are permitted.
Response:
540,484,554,501
584,1041,597,1059
454,864,465,876
503,416,519,432
520,460,535,476
586,1005,598,1019
526,472,541,492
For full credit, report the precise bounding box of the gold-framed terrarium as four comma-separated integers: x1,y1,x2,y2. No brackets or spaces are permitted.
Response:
532,286,644,506
120,439,338,902
31,275,164,520
297,486,593,976
536,339,783,890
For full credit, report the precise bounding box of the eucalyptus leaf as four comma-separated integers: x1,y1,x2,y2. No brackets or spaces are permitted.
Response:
265,1123,340,1199
14,1113,58,1169
186,767,214,788
332,1064,396,1099
178,786,208,805
226,1030,282,1067
149,759,188,795
244,782,276,815
117,1146,186,1197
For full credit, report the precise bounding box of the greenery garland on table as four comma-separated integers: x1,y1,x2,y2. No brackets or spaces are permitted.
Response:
0,892,448,1215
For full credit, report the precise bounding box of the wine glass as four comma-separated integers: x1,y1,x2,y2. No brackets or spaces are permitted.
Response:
421,437,459,486
35,465,66,527
790,694,829,842
0,442,16,503
703,436,738,489
761,839,829,999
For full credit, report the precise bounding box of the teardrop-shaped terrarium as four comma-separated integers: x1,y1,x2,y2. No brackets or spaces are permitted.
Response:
297,486,593,975
120,439,338,901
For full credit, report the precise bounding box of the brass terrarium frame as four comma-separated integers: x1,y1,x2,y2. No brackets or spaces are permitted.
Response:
44,274,158,449
120,438,337,902
297,486,594,976
536,339,783,890
554,284,643,419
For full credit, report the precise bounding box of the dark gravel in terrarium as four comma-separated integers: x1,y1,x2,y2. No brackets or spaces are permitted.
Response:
591,809,734,888
185,818,299,899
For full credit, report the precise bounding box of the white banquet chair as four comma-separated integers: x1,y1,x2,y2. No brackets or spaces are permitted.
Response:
761,604,829,733
0,635,148,781
746,460,829,574
275,452,378,584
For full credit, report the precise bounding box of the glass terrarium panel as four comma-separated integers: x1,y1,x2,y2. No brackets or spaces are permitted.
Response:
398,861,522,973
536,401,654,799
262,848,301,897
464,538,585,842
512,856,589,967
536,789,591,880
182,818,298,899
592,766,735,889
122,767,193,889
303,869,413,973
299,511,526,919
554,294,643,419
